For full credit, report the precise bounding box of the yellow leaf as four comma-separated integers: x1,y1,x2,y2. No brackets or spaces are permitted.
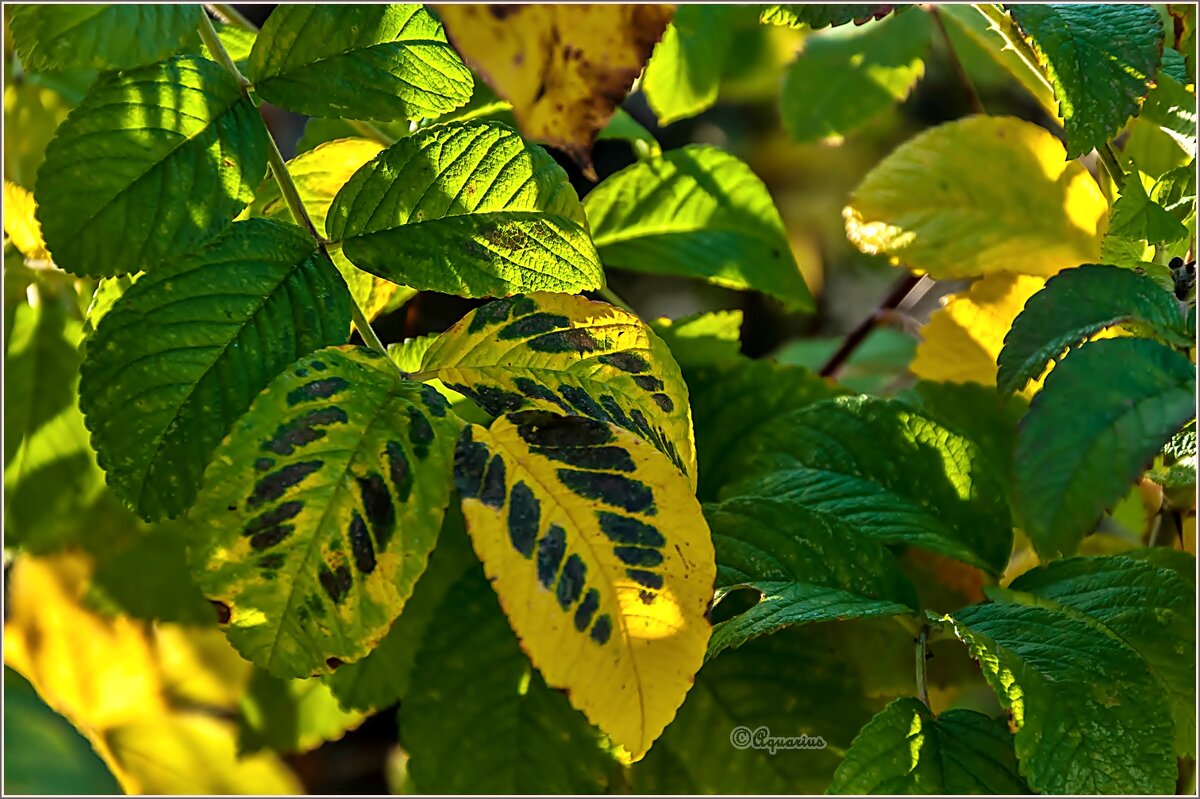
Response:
911,273,1047,394
437,4,674,170
250,138,415,319
4,180,50,261
844,115,1108,278
456,411,714,761
4,81,70,189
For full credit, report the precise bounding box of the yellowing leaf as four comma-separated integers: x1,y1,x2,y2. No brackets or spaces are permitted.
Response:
845,115,1108,278
249,138,414,321
437,4,673,168
455,411,715,760
419,293,697,484
911,273,1047,393
3,180,49,261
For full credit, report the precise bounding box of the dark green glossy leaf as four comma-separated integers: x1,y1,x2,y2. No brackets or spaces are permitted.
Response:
9,4,201,71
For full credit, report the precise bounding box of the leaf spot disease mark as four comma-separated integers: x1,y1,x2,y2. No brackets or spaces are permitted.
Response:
356,472,395,549
262,407,348,455
480,454,507,508
598,351,649,373
527,327,601,354
507,480,540,557
556,553,586,608
557,469,656,514
598,511,665,547
574,588,600,631
210,600,231,624
386,441,413,502
514,410,612,447
286,376,349,406
536,523,567,587
532,444,635,472
319,562,352,604
496,312,571,340
248,460,322,508
590,614,613,645
348,511,376,574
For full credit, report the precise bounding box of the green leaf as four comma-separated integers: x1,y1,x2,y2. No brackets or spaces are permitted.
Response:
197,20,256,73
1141,72,1197,155
781,11,930,144
419,292,697,482
401,568,619,792
88,525,212,624
1109,173,1191,246
189,346,459,678
641,5,761,126
704,497,917,659
650,309,744,367
294,117,411,155
237,670,364,755
945,600,1176,793
723,396,1014,575
1015,337,1196,559
773,326,916,395
454,410,714,760
323,504,475,712
327,121,602,298
9,4,201,71
683,357,845,501
829,698,1028,794
596,108,662,157
1009,3,1164,157
584,146,814,311
247,4,472,122
629,623,884,793
3,667,122,795
845,115,1108,278
80,218,352,521
760,4,901,30
1162,46,1190,83
997,264,1188,394
1008,554,1196,755
35,54,269,277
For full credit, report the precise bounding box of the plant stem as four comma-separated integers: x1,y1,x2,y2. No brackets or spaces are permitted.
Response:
1097,142,1127,190
819,273,923,378
205,3,256,32
928,5,985,115
915,624,931,708
598,286,635,313
198,10,393,360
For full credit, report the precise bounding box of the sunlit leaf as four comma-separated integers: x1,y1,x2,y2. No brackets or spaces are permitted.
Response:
455,410,715,760
1140,71,1197,155
237,670,365,755
9,4,201,71
4,80,72,189
3,181,49,261
844,115,1108,278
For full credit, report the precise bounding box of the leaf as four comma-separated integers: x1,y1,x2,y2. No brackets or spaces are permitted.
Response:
189,346,458,678
323,504,475,713
35,54,269,277
781,11,930,144
198,20,256,72
704,496,917,659
247,4,472,122
628,623,884,793
723,396,1014,575
641,5,761,126
844,115,1108,278
998,264,1188,394
650,310,744,367
327,120,603,298
760,4,901,30
437,4,673,167
1009,4,1164,158
4,80,72,189
88,526,212,624
3,666,122,795
683,357,845,501
294,116,411,155
773,327,917,395
419,292,697,482
9,4,201,71
1008,554,1196,755
3,181,49,261
828,697,1028,794
79,218,352,521
401,567,619,792
1141,71,1197,155
911,273,1048,392
944,599,1176,793
596,108,662,157
1015,338,1196,559
584,146,814,311
237,670,365,755
248,138,414,320
454,410,715,760
1108,172,1191,246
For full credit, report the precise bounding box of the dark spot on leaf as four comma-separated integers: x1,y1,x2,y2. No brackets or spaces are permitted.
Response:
419,384,449,417
248,461,322,508
574,588,600,631
310,360,327,372
533,444,635,472
632,374,665,392
598,352,649,373
558,469,655,514
245,501,303,535
262,408,348,455
348,511,376,574
507,481,539,557
626,569,663,590
615,546,663,567
559,384,609,420
254,457,274,472
467,296,536,333
599,395,631,428
527,328,601,353
210,600,231,624
480,454,507,508
387,441,413,502
556,554,586,608
590,614,613,645
468,384,528,416
651,393,674,412
598,512,665,546
497,312,570,340
514,410,611,447
326,657,343,670
454,431,489,499
259,553,285,570
356,473,395,549
251,525,293,550
512,377,574,414
319,563,352,604
536,524,566,587
408,407,434,454
639,590,656,605
286,377,349,406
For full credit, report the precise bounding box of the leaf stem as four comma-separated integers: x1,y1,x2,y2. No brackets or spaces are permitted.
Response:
819,273,924,378
1097,142,1127,190
927,5,985,115
205,3,256,32
915,624,931,708
198,10,393,360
